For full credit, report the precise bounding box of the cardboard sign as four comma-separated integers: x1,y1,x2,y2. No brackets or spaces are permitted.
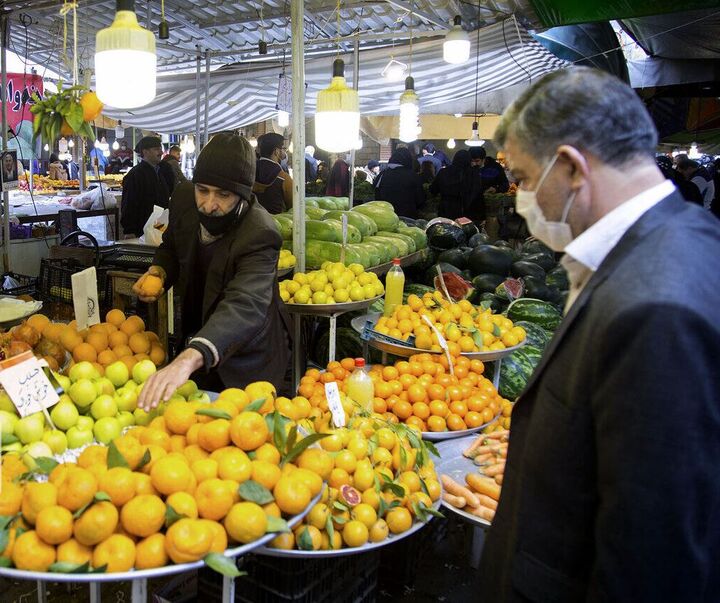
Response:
0,352,59,417
71,267,101,331
324,382,346,428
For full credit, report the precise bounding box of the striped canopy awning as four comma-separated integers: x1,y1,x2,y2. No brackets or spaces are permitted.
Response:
105,19,566,134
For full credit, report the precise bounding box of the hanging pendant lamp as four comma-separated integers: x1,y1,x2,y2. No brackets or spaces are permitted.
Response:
465,8,484,148
399,77,421,143
315,59,360,153
95,0,156,108
444,16,470,64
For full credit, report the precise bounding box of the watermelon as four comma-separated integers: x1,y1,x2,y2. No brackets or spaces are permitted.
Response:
469,232,490,247
377,231,417,254
352,204,400,232
306,207,328,220
424,263,462,286
272,215,293,240
315,197,339,210
434,272,474,301
305,240,363,269
346,244,371,268
499,346,543,400
371,235,410,257
472,274,505,294
468,245,513,276
521,239,553,256
546,266,569,290
511,261,545,280
522,276,553,302
361,240,391,264
365,236,401,260
401,226,428,250
363,200,395,212
324,219,362,243
323,210,377,237
507,298,562,331
305,198,319,208
513,321,552,349
355,243,382,267
495,278,524,301
461,222,480,240
305,220,344,243
522,252,556,272
437,248,467,270
426,223,466,250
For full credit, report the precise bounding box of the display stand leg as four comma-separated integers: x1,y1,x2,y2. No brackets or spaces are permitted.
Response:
469,526,486,569
362,340,369,363
492,360,501,389
222,575,236,603
381,351,388,365
292,317,304,392
132,579,147,603
328,314,337,363
89,581,101,603
36,580,47,603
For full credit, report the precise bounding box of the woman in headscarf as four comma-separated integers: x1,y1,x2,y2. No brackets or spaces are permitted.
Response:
48,153,68,181
372,147,425,218
430,149,485,221
325,159,350,197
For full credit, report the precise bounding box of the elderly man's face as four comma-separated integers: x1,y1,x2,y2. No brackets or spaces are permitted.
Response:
195,183,240,216
3,154,14,172
142,146,163,166
496,151,507,167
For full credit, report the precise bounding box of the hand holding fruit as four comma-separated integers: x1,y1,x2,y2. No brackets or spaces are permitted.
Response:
133,266,166,303
137,348,204,411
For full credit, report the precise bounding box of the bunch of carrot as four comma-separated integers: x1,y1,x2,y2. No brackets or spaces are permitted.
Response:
441,430,509,523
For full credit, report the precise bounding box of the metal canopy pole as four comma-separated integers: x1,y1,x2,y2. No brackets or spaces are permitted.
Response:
291,0,306,389
195,47,201,152
348,36,359,210
1,14,9,273
203,51,211,145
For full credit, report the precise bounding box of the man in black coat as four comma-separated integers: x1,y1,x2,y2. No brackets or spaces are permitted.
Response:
120,136,173,237
373,147,425,218
479,67,720,602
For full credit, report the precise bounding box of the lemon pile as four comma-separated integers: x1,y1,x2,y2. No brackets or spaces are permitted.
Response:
280,262,384,305
278,249,296,271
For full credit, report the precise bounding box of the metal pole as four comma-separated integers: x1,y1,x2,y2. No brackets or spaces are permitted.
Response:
1,15,9,273
348,36,360,210
203,51,211,146
195,47,202,152
291,0,306,389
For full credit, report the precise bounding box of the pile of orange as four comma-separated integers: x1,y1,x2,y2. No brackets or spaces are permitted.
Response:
22,310,166,376
0,382,327,573
299,355,511,433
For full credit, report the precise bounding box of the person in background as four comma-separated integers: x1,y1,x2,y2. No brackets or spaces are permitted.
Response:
656,155,703,206
316,161,329,184
676,158,715,209
366,160,381,182
418,143,444,174
88,146,108,175
161,145,186,187
478,66,720,602
429,149,484,221
47,153,68,180
326,159,350,197
469,147,485,169
480,154,510,194
496,150,517,184
120,136,171,237
419,161,436,185
252,132,292,214
133,132,291,403
373,147,425,218
305,145,318,181
114,140,133,170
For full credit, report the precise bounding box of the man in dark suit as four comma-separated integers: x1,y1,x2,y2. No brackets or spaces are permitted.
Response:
479,67,720,602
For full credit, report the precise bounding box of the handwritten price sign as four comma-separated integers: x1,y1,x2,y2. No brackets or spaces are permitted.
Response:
0,352,59,417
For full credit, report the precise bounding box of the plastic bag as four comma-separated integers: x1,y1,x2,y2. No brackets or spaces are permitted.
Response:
70,184,116,211
142,205,169,246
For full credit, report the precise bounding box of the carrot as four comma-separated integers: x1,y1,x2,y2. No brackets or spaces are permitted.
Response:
474,443,506,456
476,494,498,510
463,436,485,457
468,505,495,522
498,448,507,458
495,474,504,485
442,492,466,508
441,474,480,507
483,462,505,477
466,473,501,501
484,430,509,441
472,453,494,465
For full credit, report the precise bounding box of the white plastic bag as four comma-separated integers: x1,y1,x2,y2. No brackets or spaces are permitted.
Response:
70,183,116,210
142,205,169,246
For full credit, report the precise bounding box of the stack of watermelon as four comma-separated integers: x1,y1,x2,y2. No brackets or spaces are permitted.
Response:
272,199,428,270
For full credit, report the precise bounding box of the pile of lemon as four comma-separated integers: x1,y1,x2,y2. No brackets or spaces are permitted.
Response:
374,292,526,352
278,249,296,271
279,262,384,305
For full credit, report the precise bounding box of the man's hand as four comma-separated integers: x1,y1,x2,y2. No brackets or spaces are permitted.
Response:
133,265,166,303
138,348,204,411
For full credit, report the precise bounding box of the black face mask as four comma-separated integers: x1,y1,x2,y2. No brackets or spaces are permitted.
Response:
198,202,242,236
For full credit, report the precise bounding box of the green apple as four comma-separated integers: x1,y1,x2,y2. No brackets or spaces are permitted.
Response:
105,361,130,388
1,442,22,453
0,409,19,438
0,391,18,414
69,379,97,407
123,380,138,392
91,395,118,419
114,387,138,413
76,416,95,431
50,400,79,431
189,391,211,404
116,411,135,430
176,380,198,399
14,413,45,444
167,394,186,403
42,429,68,454
22,441,54,470
52,372,71,393
69,361,101,382
132,359,157,384
94,378,116,397
133,407,155,426
93,417,121,445
67,426,94,449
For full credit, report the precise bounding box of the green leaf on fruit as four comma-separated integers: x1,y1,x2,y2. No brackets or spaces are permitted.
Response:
333,500,349,512
332,514,348,525
107,441,129,469
244,398,266,413
94,492,111,503
0,529,9,554
65,102,84,132
50,561,89,573
0,557,11,568
266,516,290,533
472,330,485,349
195,408,231,420
297,526,314,550
237,480,274,505
380,480,405,498
424,440,440,458
165,504,185,528
33,457,59,474
285,426,297,456
88,564,108,574
0,514,18,531
136,448,152,471
480,300,493,311
1,434,18,445
325,516,335,548
493,324,502,337
204,552,245,578
419,478,430,497
281,433,329,466
73,501,92,519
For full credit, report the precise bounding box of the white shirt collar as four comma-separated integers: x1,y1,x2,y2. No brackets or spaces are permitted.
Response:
563,180,675,273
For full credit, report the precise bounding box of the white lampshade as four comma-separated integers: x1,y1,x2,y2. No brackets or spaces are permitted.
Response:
67,138,74,148
315,59,360,153
277,110,290,128
381,58,407,82
112,140,120,150
114,120,125,139
444,16,471,65
58,138,68,153
447,138,456,149
465,121,485,147
95,0,156,109
398,77,421,143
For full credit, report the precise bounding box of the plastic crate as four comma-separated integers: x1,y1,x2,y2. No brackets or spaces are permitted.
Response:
37,258,112,314
1,272,38,297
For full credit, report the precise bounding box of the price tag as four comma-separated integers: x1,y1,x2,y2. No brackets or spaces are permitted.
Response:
422,315,454,375
0,352,59,417
71,266,100,331
324,382,346,428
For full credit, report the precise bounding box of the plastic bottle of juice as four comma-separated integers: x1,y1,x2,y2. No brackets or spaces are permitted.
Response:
383,258,405,317
346,358,374,413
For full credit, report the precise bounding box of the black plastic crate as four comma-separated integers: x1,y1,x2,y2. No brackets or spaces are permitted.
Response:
1,272,38,297
37,258,112,314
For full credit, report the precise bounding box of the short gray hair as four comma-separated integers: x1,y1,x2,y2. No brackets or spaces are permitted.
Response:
496,67,658,167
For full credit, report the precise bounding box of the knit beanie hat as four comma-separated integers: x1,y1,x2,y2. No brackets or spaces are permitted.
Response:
258,132,285,159
192,132,256,200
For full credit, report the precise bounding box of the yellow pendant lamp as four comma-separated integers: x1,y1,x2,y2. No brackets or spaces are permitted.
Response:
315,59,360,153
398,77,421,143
95,0,156,109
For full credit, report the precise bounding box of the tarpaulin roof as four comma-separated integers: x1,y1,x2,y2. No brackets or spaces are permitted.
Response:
102,19,566,134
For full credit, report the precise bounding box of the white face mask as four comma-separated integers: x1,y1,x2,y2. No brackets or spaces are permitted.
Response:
515,154,577,252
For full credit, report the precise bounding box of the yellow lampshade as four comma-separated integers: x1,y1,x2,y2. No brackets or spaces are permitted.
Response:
315,59,360,153
95,0,156,109
399,77,421,143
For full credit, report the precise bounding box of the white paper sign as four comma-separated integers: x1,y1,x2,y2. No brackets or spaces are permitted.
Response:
324,382,346,428
71,266,100,331
0,355,59,417
422,315,454,375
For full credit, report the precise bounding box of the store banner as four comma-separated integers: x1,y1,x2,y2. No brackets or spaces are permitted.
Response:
5,72,44,134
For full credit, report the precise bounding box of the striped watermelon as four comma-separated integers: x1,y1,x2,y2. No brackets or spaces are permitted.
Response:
513,321,552,350
499,345,543,400
507,298,562,331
